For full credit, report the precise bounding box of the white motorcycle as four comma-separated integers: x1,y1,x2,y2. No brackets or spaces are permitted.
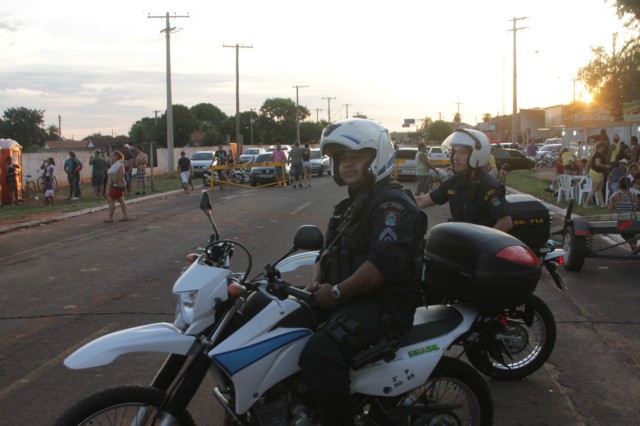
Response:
55,190,553,426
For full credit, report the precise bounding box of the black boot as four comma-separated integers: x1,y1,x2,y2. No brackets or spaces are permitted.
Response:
315,392,352,426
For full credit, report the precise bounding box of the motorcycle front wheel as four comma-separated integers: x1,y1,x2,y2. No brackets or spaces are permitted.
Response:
393,356,493,426
466,294,556,380
53,386,196,426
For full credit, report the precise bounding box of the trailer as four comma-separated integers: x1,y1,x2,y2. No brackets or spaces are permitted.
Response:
556,199,640,271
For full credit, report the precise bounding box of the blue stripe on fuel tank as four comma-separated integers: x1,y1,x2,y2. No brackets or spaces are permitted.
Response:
212,329,312,376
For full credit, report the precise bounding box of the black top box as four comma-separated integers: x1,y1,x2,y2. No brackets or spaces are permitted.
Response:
506,194,551,250
424,222,541,311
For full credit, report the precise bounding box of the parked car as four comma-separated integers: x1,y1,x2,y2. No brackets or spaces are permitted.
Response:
190,151,215,177
238,147,266,164
427,146,451,167
534,144,562,161
492,148,535,171
250,153,290,187
310,149,330,176
266,145,292,153
395,147,418,179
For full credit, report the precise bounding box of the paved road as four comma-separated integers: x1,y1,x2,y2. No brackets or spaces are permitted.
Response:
0,176,639,425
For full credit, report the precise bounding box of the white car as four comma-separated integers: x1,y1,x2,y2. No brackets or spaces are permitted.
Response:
535,144,562,161
238,147,266,164
395,147,418,179
190,151,215,177
428,146,450,167
310,149,330,176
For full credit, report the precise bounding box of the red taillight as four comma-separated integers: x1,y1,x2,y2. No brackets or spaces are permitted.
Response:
186,253,199,264
228,282,246,297
557,256,564,265
495,246,540,266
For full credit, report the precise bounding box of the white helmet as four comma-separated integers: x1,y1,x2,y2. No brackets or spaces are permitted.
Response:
320,119,395,186
441,129,491,169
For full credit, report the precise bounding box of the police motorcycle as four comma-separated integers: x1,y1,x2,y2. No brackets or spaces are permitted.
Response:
282,194,560,382
55,190,494,426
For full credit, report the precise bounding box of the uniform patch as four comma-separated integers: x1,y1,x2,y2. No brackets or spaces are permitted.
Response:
379,227,398,242
384,210,399,227
380,201,405,211
483,188,496,201
491,197,503,207
447,189,456,196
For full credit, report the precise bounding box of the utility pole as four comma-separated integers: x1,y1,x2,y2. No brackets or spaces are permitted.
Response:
223,43,253,155
148,12,189,175
436,112,443,121
342,103,352,120
249,108,255,146
322,96,336,123
314,108,324,123
293,84,308,144
508,16,528,144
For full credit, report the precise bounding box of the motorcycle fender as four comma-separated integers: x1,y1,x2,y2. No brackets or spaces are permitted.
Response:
274,251,319,273
64,323,196,369
350,304,479,397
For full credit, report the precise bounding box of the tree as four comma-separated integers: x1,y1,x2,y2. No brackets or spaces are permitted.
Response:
427,120,454,143
613,0,640,24
0,107,47,152
190,103,227,125
46,124,61,141
577,33,640,119
453,112,462,127
154,105,197,147
482,113,492,123
129,117,160,144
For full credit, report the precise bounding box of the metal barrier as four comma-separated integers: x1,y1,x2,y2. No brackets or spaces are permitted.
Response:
208,162,288,190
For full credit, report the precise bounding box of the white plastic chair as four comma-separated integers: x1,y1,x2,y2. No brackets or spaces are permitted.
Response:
556,174,575,203
576,176,592,205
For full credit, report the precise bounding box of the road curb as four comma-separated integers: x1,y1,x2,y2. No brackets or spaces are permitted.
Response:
0,189,185,234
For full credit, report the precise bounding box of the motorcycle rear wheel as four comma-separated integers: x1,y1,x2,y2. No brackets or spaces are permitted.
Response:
466,294,556,380
394,356,493,426
53,385,196,426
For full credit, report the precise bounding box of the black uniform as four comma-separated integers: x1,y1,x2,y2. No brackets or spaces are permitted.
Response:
299,178,427,424
429,167,510,227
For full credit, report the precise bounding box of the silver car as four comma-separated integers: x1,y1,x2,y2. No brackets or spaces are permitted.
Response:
310,149,330,176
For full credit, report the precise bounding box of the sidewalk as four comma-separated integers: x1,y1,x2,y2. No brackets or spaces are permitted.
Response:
0,188,185,235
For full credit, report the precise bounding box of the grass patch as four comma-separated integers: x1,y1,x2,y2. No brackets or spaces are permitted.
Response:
0,173,185,223
506,169,609,216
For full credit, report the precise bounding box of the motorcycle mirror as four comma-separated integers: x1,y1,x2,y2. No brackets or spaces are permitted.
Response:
200,190,212,214
293,225,324,251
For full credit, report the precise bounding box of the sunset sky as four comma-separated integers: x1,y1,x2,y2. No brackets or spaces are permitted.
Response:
0,0,634,140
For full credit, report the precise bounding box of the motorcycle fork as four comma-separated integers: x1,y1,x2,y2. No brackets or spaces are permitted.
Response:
159,351,213,419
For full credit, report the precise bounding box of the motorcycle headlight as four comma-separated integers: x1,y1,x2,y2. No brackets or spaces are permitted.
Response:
175,291,199,325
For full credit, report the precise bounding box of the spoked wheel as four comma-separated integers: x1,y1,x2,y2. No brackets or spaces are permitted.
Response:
466,294,556,380
53,386,196,426
392,357,493,426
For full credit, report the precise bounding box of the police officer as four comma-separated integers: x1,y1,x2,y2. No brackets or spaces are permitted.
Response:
299,119,427,426
416,129,513,232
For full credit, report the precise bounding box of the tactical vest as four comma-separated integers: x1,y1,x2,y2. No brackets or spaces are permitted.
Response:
319,181,427,300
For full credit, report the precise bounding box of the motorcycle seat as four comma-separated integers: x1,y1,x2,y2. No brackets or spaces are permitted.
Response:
400,305,464,347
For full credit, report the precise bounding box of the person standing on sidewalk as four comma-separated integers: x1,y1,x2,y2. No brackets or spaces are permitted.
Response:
134,145,148,195
4,156,21,205
89,150,106,198
63,151,82,200
122,144,134,194
269,144,288,187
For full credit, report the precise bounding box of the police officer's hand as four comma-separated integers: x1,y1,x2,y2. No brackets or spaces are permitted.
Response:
314,283,339,311
303,282,320,292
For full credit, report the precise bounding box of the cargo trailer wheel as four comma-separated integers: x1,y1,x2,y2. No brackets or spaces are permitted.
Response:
562,226,586,271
